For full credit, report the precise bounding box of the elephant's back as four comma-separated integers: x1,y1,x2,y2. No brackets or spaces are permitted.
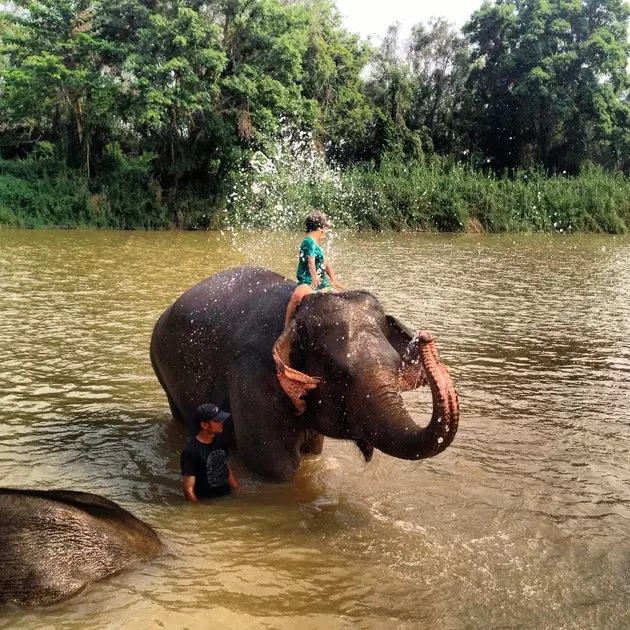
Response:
184,266,294,305
0,488,161,607
154,266,295,348
150,266,295,419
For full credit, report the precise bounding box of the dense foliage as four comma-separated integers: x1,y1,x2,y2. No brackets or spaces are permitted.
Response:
1,0,629,231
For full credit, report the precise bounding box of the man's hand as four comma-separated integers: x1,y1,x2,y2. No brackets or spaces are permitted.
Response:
228,466,239,490
182,476,199,502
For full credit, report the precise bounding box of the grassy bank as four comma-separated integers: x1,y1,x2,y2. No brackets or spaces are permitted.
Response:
2,157,629,233
0,158,169,229
229,158,630,234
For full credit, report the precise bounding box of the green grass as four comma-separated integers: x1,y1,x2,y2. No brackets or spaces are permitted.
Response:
225,157,630,233
2,156,629,233
0,156,169,229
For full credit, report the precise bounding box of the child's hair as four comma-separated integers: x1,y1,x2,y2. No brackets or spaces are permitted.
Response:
305,210,329,232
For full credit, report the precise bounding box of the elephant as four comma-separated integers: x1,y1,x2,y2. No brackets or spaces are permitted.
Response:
0,488,162,607
150,266,459,481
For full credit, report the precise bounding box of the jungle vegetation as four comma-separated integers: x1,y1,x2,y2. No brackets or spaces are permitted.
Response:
1,0,629,232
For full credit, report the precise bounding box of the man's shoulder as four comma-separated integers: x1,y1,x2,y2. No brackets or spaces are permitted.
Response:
182,437,205,455
185,436,226,452
210,434,228,451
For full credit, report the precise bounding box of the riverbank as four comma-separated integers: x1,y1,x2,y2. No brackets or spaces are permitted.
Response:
1,158,629,233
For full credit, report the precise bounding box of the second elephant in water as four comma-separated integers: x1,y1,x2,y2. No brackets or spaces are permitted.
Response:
0,488,162,607
151,266,459,481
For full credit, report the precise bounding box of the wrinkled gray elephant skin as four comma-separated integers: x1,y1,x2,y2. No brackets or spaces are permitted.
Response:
0,488,162,607
151,266,459,481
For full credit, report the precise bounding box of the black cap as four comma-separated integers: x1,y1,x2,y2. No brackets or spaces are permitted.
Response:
193,403,230,425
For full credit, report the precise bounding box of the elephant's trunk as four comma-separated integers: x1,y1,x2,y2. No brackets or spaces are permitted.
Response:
352,333,459,460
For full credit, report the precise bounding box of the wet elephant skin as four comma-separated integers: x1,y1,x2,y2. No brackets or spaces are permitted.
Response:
0,488,162,607
150,266,459,482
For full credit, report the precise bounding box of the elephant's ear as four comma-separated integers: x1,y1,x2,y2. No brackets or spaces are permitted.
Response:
386,315,428,392
272,320,321,415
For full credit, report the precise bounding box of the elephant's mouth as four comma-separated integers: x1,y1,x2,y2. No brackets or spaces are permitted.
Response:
354,438,374,462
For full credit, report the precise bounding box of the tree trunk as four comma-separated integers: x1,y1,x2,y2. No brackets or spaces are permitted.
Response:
74,97,89,176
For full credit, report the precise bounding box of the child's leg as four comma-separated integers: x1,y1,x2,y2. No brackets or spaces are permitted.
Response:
284,284,313,329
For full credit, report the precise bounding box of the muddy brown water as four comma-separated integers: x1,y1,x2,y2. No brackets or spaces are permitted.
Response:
0,229,629,629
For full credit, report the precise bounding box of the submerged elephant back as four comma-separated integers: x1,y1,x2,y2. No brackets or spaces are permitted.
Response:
0,488,162,607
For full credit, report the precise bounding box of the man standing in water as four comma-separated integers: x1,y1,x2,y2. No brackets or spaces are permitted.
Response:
180,403,238,502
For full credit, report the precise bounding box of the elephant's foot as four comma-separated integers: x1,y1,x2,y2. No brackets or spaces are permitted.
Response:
300,431,324,455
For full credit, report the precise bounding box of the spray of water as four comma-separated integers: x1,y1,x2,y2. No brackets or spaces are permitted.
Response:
225,120,376,231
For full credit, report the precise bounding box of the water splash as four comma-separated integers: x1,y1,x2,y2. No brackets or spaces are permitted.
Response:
225,121,376,231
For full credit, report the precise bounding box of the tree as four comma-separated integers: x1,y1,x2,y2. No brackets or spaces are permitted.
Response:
119,2,227,200
363,23,419,162
298,0,374,163
406,17,472,156
463,0,630,172
0,0,116,172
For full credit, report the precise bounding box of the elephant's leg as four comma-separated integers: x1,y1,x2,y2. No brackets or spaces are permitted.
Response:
151,350,188,426
166,392,186,426
300,431,324,454
228,371,301,481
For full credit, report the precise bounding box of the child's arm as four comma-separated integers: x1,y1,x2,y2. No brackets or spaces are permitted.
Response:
308,256,320,288
325,261,344,289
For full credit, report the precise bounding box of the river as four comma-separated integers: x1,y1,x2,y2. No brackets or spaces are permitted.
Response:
0,229,629,629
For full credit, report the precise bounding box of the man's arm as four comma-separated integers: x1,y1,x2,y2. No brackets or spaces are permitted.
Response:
182,475,199,502
227,464,239,489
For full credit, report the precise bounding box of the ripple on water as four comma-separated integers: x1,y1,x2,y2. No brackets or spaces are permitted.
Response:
1,231,630,629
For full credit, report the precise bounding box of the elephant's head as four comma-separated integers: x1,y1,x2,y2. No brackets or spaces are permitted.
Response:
273,290,459,462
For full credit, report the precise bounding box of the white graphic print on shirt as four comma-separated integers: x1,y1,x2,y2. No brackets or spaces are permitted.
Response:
206,449,229,487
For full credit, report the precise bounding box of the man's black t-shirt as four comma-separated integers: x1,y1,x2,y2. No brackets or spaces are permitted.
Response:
180,434,230,498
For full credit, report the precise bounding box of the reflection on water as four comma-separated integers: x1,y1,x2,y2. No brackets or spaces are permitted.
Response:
1,229,629,629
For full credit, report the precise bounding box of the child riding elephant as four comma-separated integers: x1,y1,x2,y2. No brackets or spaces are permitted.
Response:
284,211,344,329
